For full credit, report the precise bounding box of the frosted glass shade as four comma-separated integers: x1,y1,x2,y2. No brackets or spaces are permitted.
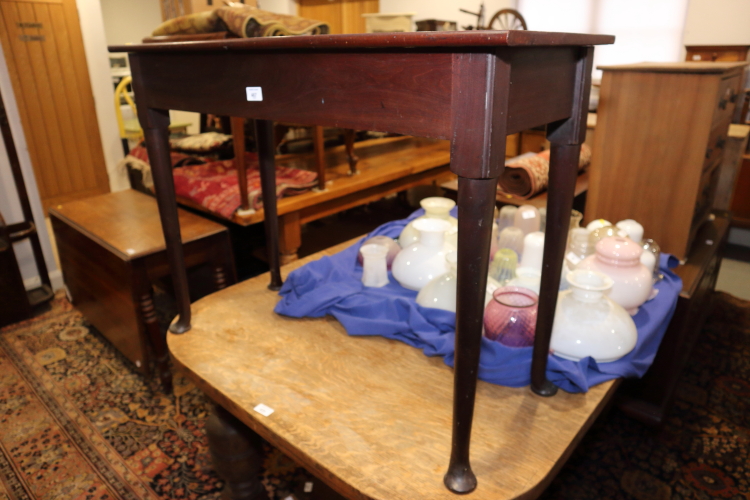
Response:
398,197,457,248
392,218,453,291
550,269,637,363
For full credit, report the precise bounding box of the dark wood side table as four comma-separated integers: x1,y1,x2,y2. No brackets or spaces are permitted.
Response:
111,30,614,493
619,213,730,426
49,190,236,392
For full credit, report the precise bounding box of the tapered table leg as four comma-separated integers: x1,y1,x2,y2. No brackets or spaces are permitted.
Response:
255,119,283,291
444,176,497,494
143,124,192,334
530,143,581,396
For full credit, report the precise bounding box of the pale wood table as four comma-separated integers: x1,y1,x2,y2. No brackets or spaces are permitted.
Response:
169,239,618,500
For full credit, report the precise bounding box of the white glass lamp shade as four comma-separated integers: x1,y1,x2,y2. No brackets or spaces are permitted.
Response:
550,269,637,363
416,251,458,312
360,244,390,288
519,231,545,272
398,197,457,248
392,218,453,291
616,219,644,243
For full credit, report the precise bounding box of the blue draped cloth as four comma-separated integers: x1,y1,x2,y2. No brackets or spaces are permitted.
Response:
274,208,682,393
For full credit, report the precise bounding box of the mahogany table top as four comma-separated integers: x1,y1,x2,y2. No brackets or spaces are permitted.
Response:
168,240,618,500
111,30,614,53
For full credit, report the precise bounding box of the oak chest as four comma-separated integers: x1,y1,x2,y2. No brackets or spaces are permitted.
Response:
586,62,748,260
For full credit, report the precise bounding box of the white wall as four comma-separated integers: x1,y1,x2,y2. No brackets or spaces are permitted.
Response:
378,0,516,29
683,0,750,46
77,0,129,192
100,0,163,45
0,52,62,290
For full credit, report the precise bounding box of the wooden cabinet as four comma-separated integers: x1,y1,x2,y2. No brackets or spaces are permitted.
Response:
685,45,750,63
298,0,378,35
586,62,747,260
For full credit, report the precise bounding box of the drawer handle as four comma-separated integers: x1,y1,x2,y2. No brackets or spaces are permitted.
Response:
705,147,713,159
716,137,726,149
718,98,728,110
730,90,738,103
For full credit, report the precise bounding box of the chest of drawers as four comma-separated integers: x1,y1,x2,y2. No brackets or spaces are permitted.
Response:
586,62,747,260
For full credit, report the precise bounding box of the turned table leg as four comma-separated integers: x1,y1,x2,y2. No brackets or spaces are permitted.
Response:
343,129,359,175
207,405,266,500
279,212,301,264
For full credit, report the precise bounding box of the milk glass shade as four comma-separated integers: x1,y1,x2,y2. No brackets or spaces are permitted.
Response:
483,287,538,347
392,218,453,291
616,219,644,243
496,205,518,232
416,251,458,312
550,269,637,363
356,235,400,269
359,244,389,288
488,248,517,284
513,204,541,236
398,197,457,248
496,226,525,259
519,231,545,272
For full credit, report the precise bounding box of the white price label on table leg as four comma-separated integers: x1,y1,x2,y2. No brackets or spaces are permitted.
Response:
246,87,263,101
253,403,274,417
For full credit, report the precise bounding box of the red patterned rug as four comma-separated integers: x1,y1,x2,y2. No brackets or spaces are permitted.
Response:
0,294,311,500
1,290,749,499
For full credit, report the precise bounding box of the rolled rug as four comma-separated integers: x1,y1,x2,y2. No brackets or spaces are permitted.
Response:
498,144,591,199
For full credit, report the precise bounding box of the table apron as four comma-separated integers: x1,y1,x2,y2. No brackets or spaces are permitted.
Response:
132,46,580,140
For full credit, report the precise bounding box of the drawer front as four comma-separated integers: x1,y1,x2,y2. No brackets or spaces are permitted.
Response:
703,120,731,171
712,75,742,127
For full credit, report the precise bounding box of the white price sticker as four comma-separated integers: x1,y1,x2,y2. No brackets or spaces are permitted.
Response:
304,482,314,493
521,210,536,219
253,403,274,417
246,87,263,101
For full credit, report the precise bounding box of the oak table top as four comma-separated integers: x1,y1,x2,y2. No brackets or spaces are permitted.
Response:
169,240,618,500
48,190,226,260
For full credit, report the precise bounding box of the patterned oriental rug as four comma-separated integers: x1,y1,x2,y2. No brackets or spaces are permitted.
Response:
0,291,748,500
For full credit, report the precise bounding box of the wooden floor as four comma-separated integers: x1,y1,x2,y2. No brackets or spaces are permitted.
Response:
169,240,618,500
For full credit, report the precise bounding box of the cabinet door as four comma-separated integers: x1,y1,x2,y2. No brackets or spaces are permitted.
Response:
298,0,378,35
0,0,110,212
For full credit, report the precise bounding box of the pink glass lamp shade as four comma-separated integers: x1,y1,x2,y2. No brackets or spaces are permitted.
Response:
577,236,653,315
483,286,538,347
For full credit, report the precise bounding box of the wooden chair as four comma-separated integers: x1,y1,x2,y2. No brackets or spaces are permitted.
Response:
114,76,191,154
